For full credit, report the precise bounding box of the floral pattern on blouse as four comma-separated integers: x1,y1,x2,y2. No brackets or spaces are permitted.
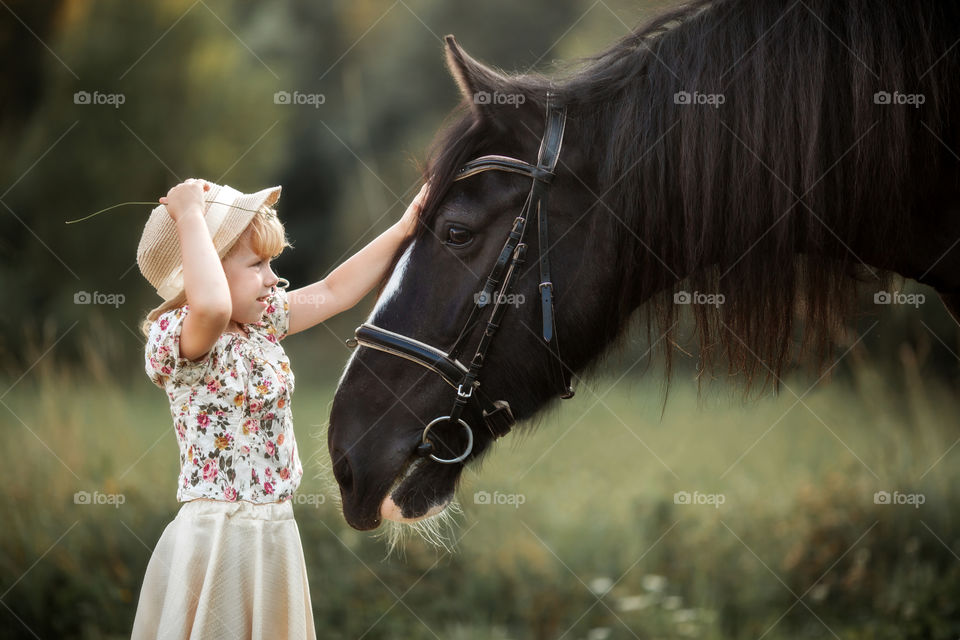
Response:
145,284,303,504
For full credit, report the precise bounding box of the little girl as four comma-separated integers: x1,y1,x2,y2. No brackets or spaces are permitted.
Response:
131,177,425,639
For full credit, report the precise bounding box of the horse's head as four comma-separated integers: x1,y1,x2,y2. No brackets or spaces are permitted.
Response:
328,36,616,532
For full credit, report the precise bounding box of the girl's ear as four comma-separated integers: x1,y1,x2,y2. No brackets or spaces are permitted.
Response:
444,35,519,129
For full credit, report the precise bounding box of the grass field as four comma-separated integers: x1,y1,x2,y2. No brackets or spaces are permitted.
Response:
1,349,959,639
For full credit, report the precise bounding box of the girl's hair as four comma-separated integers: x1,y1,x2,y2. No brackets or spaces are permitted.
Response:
139,204,292,337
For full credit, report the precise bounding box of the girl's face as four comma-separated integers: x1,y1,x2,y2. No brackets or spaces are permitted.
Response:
222,231,279,325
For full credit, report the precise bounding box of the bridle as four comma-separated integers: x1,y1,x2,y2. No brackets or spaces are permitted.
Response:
346,97,575,463
345,95,576,464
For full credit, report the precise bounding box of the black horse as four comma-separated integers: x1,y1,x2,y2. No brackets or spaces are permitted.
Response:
328,0,960,531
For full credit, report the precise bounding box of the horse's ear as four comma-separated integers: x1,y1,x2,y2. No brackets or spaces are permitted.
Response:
444,35,511,123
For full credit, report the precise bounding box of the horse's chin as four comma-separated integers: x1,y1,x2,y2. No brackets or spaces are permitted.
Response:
379,493,450,523
376,454,457,524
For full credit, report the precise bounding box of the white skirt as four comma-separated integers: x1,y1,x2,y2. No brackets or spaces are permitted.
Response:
131,498,317,640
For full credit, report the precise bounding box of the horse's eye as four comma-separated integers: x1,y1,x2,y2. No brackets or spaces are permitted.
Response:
446,226,473,246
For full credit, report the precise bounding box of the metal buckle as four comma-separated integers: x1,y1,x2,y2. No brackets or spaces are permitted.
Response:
457,383,473,399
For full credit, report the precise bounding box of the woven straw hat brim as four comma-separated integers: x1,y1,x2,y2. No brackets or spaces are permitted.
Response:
136,182,281,301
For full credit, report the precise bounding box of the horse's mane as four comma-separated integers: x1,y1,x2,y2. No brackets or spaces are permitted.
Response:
380,0,958,399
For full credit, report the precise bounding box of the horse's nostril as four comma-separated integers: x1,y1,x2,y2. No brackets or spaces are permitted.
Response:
332,450,354,495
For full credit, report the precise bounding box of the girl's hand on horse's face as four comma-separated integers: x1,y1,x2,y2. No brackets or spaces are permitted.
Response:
159,178,210,222
399,183,429,237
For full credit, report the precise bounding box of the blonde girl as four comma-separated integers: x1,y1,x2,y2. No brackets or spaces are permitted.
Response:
131,177,425,639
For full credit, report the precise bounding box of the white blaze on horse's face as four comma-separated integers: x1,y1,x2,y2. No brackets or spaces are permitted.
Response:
335,239,416,390
369,239,416,324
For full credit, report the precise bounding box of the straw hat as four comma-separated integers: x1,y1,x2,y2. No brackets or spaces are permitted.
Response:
137,181,282,301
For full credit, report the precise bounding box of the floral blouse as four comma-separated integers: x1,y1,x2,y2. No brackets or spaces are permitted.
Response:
145,284,303,504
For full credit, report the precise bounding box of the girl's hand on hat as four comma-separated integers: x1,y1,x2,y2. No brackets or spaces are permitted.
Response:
159,179,210,223
398,182,428,237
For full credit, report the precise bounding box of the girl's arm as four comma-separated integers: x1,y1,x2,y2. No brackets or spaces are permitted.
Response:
286,184,427,336
160,179,232,360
